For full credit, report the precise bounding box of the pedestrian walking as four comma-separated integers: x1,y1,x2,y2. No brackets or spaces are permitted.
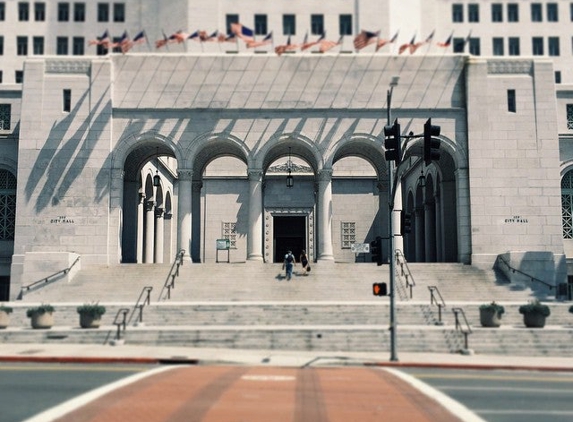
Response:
299,250,309,275
282,250,295,280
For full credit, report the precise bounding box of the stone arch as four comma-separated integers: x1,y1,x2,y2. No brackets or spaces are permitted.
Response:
329,133,387,180
186,133,251,180
255,132,321,174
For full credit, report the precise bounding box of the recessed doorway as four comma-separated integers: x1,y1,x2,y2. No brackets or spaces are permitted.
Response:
273,216,306,263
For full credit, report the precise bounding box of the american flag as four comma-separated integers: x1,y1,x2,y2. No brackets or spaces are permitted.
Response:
88,30,111,48
170,30,189,43
230,23,255,42
275,35,299,56
199,30,219,42
399,35,416,54
301,32,324,51
246,32,273,48
155,30,170,49
437,32,453,48
188,30,200,41
319,35,342,53
410,30,434,54
120,30,146,53
376,31,398,52
218,33,237,43
353,30,379,50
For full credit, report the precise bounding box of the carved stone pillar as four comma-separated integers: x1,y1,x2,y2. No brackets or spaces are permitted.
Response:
177,169,193,261
137,190,145,263
317,169,334,261
425,198,437,262
154,207,164,264
247,170,264,261
415,205,425,262
191,180,203,262
144,199,155,263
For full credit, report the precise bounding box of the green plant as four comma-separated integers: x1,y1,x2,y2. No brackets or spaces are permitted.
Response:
26,304,55,318
519,300,550,317
77,303,106,318
479,301,505,315
0,304,13,314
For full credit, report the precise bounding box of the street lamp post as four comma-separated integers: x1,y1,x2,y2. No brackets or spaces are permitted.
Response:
387,76,399,362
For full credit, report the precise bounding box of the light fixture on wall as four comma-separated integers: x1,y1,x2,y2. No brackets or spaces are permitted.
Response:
418,168,426,188
153,147,161,187
286,147,294,188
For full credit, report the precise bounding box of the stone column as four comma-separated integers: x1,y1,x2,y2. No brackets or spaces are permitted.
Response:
455,167,471,264
435,189,443,262
247,170,264,261
425,198,437,262
317,169,334,261
144,199,155,263
191,180,203,262
137,190,145,263
177,169,193,261
154,207,164,264
415,206,425,262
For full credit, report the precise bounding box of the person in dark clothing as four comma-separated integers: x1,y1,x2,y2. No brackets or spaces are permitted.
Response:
282,250,295,280
299,250,309,275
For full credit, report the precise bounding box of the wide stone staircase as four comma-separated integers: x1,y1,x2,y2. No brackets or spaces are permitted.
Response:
2,260,572,356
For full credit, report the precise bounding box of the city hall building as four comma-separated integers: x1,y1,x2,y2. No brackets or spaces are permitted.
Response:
1,0,573,300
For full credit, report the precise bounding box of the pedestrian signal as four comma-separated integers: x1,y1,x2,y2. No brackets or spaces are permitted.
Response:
373,282,388,296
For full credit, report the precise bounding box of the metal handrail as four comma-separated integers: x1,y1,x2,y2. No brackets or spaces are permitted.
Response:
128,286,153,326
451,307,472,351
112,308,130,341
496,255,554,290
428,285,446,325
18,255,81,299
395,249,415,299
158,249,185,301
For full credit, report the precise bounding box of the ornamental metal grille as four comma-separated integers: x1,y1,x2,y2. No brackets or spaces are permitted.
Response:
567,104,573,130
562,170,573,239
0,104,10,131
222,222,237,249
0,170,16,240
341,221,356,249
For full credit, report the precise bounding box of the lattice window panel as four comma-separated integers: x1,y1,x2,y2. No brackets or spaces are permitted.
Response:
0,104,10,131
0,170,16,240
222,222,237,249
341,222,356,249
562,170,573,239
568,104,573,130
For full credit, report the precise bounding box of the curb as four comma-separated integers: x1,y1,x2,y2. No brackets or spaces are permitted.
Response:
0,356,199,365
365,361,573,372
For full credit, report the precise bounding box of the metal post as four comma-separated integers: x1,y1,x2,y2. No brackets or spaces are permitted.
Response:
387,77,399,362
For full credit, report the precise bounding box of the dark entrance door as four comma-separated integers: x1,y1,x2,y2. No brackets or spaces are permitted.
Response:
274,216,306,263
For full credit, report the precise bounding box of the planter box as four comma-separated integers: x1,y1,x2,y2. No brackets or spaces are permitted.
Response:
523,313,546,328
0,311,10,329
479,308,502,327
79,314,101,329
30,312,54,329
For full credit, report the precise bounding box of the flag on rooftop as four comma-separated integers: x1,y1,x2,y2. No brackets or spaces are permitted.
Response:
120,30,146,53
199,30,219,42
376,31,399,52
246,32,273,48
230,23,255,42
275,35,298,56
301,32,324,51
353,30,379,50
88,30,110,48
437,32,453,48
319,35,342,53
399,34,416,54
155,30,170,49
218,33,237,42
410,30,434,54
188,30,200,41
170,30,188,43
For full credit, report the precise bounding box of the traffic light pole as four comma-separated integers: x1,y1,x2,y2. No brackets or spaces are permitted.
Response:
387,84,398,362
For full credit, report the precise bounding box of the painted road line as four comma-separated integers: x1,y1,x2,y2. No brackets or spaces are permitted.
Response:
384,368,487,422
21,365,177,422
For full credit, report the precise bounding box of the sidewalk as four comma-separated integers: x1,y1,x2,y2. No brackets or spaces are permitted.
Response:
2,343,573,371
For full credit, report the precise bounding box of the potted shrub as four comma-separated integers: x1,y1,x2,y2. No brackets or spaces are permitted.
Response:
77,303,106,329
26,304,55,329
519,300,550,328
0,304,13,329
479,301,505,327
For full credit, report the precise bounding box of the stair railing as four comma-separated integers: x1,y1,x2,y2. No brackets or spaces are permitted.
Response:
428,285,446,325
17,255,81,299
451,307,473,351
112,308,130,341
395,249,415,299
495,255,555,291
158,249,186,301
128,286,153,326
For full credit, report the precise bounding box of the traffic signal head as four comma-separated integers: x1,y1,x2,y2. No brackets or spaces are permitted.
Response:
373,282,388,296
423,118,441,165
400,210,412,234
370,236,383,266
384,119,401,164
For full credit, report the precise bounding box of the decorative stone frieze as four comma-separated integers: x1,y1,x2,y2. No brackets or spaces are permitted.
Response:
45,60,91,75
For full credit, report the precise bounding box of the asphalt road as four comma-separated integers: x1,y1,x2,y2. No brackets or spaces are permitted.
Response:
0,362,155,422
402,367,573,422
